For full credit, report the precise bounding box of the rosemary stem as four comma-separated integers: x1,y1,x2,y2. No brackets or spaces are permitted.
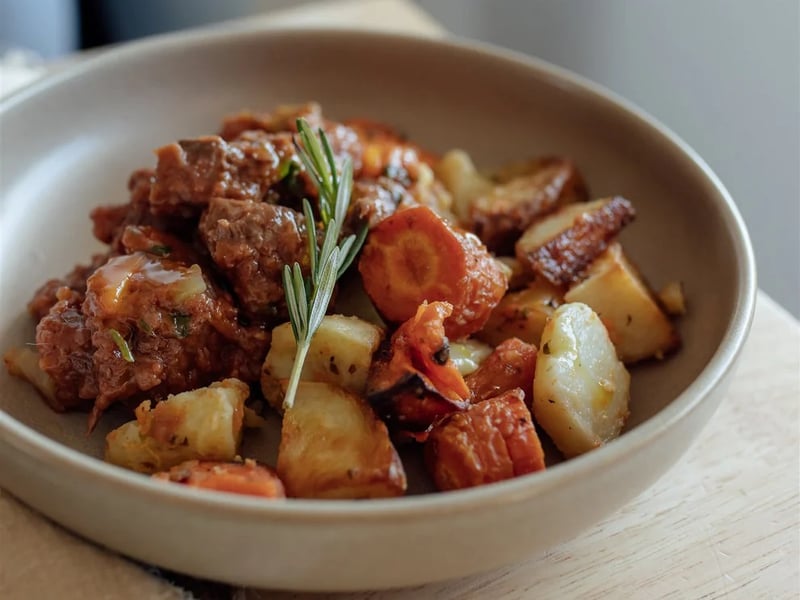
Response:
283,340,311,411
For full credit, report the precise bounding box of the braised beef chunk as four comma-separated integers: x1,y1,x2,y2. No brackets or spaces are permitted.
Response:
219,102,363,175
199,198,308,320
36,288,98,410
148,132,297,217
28,254,108,321
219,102,324,141
347,178,409,232
82,252,268,429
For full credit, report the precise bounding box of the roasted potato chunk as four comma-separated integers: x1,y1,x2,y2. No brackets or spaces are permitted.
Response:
153,459,285,498
470,157,588,253
477,278,563,347
3,347,58,408
564,243,680,363
367,301,470,438
261,315,384,411
425,388,546,491
434,149,493,223
358,205,508,339
277,381,406,499
105,378,248,473
449,339,493,376
466,338,538,404
532,303,631,458
515,197,635,286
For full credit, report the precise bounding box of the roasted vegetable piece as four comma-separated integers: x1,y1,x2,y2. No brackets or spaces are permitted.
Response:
565,243,680,363
515,197,635,287
359,205,508,339
532,303,631,458
152,459,285,498
277,381,406,499
434,150,493,223
3,347,58,408
449,339,493,376
425,388,546,491
261,315,384,412
470,157,588,253
367,301,470,437
105,378,248,474
477,278,563,348
466,338,538,404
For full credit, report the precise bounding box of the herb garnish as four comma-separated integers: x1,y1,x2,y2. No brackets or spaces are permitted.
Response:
147,244,172,257
172,313,191,338
109,328,135,363
281,118,367,410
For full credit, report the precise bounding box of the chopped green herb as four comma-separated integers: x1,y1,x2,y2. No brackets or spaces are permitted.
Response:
147,244,172,257
278,158,300,181
109,329,134,363
172,313,191,338
138,319,153,335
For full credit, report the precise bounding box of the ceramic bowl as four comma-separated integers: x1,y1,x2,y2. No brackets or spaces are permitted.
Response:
0,28,756,591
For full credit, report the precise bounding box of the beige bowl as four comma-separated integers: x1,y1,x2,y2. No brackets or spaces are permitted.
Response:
0,28,755,591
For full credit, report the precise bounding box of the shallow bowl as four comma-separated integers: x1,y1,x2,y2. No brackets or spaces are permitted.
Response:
0,28,756,591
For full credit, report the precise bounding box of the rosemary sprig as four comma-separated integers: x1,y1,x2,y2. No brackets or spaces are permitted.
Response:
281,118,366,410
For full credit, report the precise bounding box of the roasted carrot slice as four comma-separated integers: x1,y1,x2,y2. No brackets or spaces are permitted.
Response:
466,338,538,404
425,388,546,491
358,205,508,339
367,301,470,440
152,459,285,498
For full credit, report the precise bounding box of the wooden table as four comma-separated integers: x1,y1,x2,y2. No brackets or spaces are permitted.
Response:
2,2,798,599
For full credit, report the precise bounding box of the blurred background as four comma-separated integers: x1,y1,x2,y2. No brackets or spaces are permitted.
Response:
1,0,798,316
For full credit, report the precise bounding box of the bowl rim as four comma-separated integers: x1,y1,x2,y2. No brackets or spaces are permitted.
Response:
0,26,757,521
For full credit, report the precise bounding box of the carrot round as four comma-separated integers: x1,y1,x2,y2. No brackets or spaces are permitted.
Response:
358,206,508,339
153,459,285,498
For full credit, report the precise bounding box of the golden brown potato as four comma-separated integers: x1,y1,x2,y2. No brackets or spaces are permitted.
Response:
425,388,546,491
477,278,563,347
515,197,635,286
358,205,508,339
658,280,687,317
277,381,407,499
3,347,58,409
532,303,630,458
466,338,538,404
152,459,286,498
105,378,248,474
434,149,493,223
564,243,680,363
261,315,384,412
470,157,588,253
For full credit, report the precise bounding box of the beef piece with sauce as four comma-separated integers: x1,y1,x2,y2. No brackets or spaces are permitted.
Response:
199,198,309,321
219,102,325,141
28,253,109,322
148,132,297,217
35,288,98,410
220,102,363,175
346,177,411,233
82,252,268,429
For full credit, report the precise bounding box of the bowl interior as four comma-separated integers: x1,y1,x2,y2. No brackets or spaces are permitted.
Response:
0,30,743,487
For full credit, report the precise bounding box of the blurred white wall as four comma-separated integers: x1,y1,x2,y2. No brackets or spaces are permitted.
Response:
419,0,800,315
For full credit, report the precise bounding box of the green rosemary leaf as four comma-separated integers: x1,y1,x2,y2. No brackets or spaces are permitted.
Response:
108,328,134,363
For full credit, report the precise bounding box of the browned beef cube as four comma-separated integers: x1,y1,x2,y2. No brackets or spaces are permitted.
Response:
199,198,309,320
149,133,295,217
